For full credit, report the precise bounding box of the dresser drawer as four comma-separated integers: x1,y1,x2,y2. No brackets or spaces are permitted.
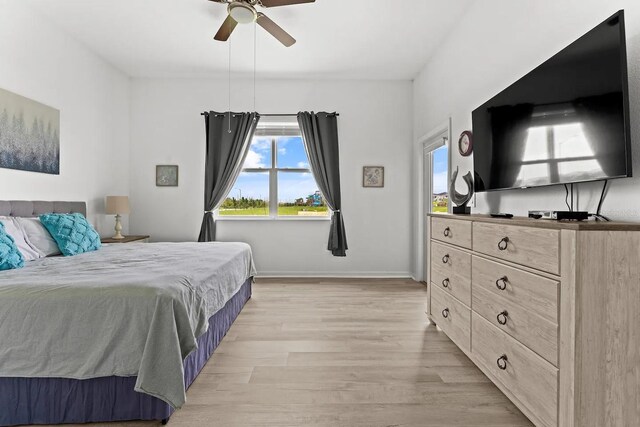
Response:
431,217,472,249
472,313,558,427
431,285,470,353
472,222,560,274
473,285,558,366
431,241,471,306
472,256,558,324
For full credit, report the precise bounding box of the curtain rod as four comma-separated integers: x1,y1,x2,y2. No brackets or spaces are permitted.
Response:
200,112,339,117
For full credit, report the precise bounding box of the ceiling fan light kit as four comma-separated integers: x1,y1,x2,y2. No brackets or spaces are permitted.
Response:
228,2,256,24
210,0,315,47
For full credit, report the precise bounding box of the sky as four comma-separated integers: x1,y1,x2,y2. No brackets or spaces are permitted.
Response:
231,136,321,203
433,145,448,194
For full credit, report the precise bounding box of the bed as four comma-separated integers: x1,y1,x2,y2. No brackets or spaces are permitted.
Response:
0,201,255,426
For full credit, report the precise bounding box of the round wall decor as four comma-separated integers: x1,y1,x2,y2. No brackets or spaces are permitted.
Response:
458,130,473,156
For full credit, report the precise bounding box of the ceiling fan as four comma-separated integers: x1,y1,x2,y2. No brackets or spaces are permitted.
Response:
208,0,315,47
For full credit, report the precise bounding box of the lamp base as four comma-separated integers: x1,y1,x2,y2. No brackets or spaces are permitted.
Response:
112,214,125,240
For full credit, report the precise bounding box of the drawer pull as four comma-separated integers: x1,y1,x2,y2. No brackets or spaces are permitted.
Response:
497,354,508,370
442,308,450,319
442,278,450,288
498,237,510,251
495,276,508,290
497,310,509,325
442,254,450,264
443,227,451,237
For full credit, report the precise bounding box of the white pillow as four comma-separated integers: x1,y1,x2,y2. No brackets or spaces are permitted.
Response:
0,217,42,261
13,217,61,257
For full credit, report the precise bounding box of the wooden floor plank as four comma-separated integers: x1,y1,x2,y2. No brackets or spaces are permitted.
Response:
248,365,445,384
31,278,533,427
170,403,532,427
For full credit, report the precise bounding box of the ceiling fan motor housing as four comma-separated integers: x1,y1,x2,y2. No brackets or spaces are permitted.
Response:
228,2,257,24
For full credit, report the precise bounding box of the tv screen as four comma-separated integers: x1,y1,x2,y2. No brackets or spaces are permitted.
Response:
472,11,631,192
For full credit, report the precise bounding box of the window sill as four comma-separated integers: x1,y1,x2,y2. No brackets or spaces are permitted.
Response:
216,216,331,222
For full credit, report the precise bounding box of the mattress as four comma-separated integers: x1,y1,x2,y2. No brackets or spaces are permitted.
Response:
0,279,252,426
0,242,256,409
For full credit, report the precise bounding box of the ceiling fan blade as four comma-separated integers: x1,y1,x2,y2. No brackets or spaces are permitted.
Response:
259,0,315,8
256,13,296,47
214,15,238,42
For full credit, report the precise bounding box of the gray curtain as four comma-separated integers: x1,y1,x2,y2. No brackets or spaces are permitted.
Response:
297,112,347,257
198,111,259,242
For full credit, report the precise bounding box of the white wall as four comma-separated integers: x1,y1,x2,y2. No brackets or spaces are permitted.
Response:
130,78,413,277
412,0,640,277
0,1,130,234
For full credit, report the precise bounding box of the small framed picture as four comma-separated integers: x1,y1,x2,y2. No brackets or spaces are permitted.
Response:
156,165,179,187
363,166,384,188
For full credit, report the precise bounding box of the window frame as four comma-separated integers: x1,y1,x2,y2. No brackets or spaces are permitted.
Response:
217,133,330,221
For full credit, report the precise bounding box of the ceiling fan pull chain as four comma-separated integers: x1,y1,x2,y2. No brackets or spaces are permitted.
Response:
253,20,257,113
228,35,232,133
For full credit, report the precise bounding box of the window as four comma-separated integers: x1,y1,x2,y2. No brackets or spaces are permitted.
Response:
219,120,329,218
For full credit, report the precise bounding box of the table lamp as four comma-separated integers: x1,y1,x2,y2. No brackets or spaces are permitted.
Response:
105,196,130,239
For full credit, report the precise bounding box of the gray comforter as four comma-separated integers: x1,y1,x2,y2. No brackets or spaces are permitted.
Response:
0,242,255,409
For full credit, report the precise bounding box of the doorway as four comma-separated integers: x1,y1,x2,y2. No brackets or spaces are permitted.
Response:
415,120,451,285
425,144,450,215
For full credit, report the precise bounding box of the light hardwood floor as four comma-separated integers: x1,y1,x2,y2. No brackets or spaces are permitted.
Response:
42,278,533,427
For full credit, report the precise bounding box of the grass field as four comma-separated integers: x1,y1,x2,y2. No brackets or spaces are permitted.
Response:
432,205,448,213
219,207,269,216
219,206,329,217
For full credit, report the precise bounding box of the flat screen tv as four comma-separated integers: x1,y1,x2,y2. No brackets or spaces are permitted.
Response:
472,10,632,192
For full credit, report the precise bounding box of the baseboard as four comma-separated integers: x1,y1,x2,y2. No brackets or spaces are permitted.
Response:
255,271,413,279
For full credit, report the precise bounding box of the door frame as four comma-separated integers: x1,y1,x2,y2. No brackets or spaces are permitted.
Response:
415,118,451,283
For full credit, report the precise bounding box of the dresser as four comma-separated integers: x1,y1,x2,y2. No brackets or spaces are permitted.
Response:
428,213,640,427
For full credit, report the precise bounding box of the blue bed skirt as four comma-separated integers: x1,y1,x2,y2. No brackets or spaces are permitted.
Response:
0,279,252,426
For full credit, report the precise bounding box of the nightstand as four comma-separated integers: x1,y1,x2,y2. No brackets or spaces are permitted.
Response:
101,235,150,244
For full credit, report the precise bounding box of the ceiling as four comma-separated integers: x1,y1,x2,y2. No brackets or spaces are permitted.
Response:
25,0,474,80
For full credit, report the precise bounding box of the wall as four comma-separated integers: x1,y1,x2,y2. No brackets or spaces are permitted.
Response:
412,0,640,277
0,1,130,234
130,78,413,277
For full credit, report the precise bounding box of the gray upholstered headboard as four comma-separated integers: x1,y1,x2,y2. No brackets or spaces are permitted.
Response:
0,201,87,218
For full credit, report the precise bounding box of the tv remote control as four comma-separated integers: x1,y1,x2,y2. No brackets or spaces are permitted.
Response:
490,213,514,218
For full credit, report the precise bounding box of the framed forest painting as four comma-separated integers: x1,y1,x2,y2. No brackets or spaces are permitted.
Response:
0,87,60,175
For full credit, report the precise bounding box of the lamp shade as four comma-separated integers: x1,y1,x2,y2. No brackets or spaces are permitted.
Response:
105,196,130,215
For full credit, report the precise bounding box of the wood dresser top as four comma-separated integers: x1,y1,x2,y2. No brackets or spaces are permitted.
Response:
428,213,640,231
101,235,150,244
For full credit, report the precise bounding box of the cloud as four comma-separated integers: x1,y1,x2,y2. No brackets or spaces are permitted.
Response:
278,148,287,155
243,149,266,168
252,138,271,152
297,161,309,168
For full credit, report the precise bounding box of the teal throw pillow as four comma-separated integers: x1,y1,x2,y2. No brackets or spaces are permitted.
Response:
0,221,25,270
39,213,101,256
